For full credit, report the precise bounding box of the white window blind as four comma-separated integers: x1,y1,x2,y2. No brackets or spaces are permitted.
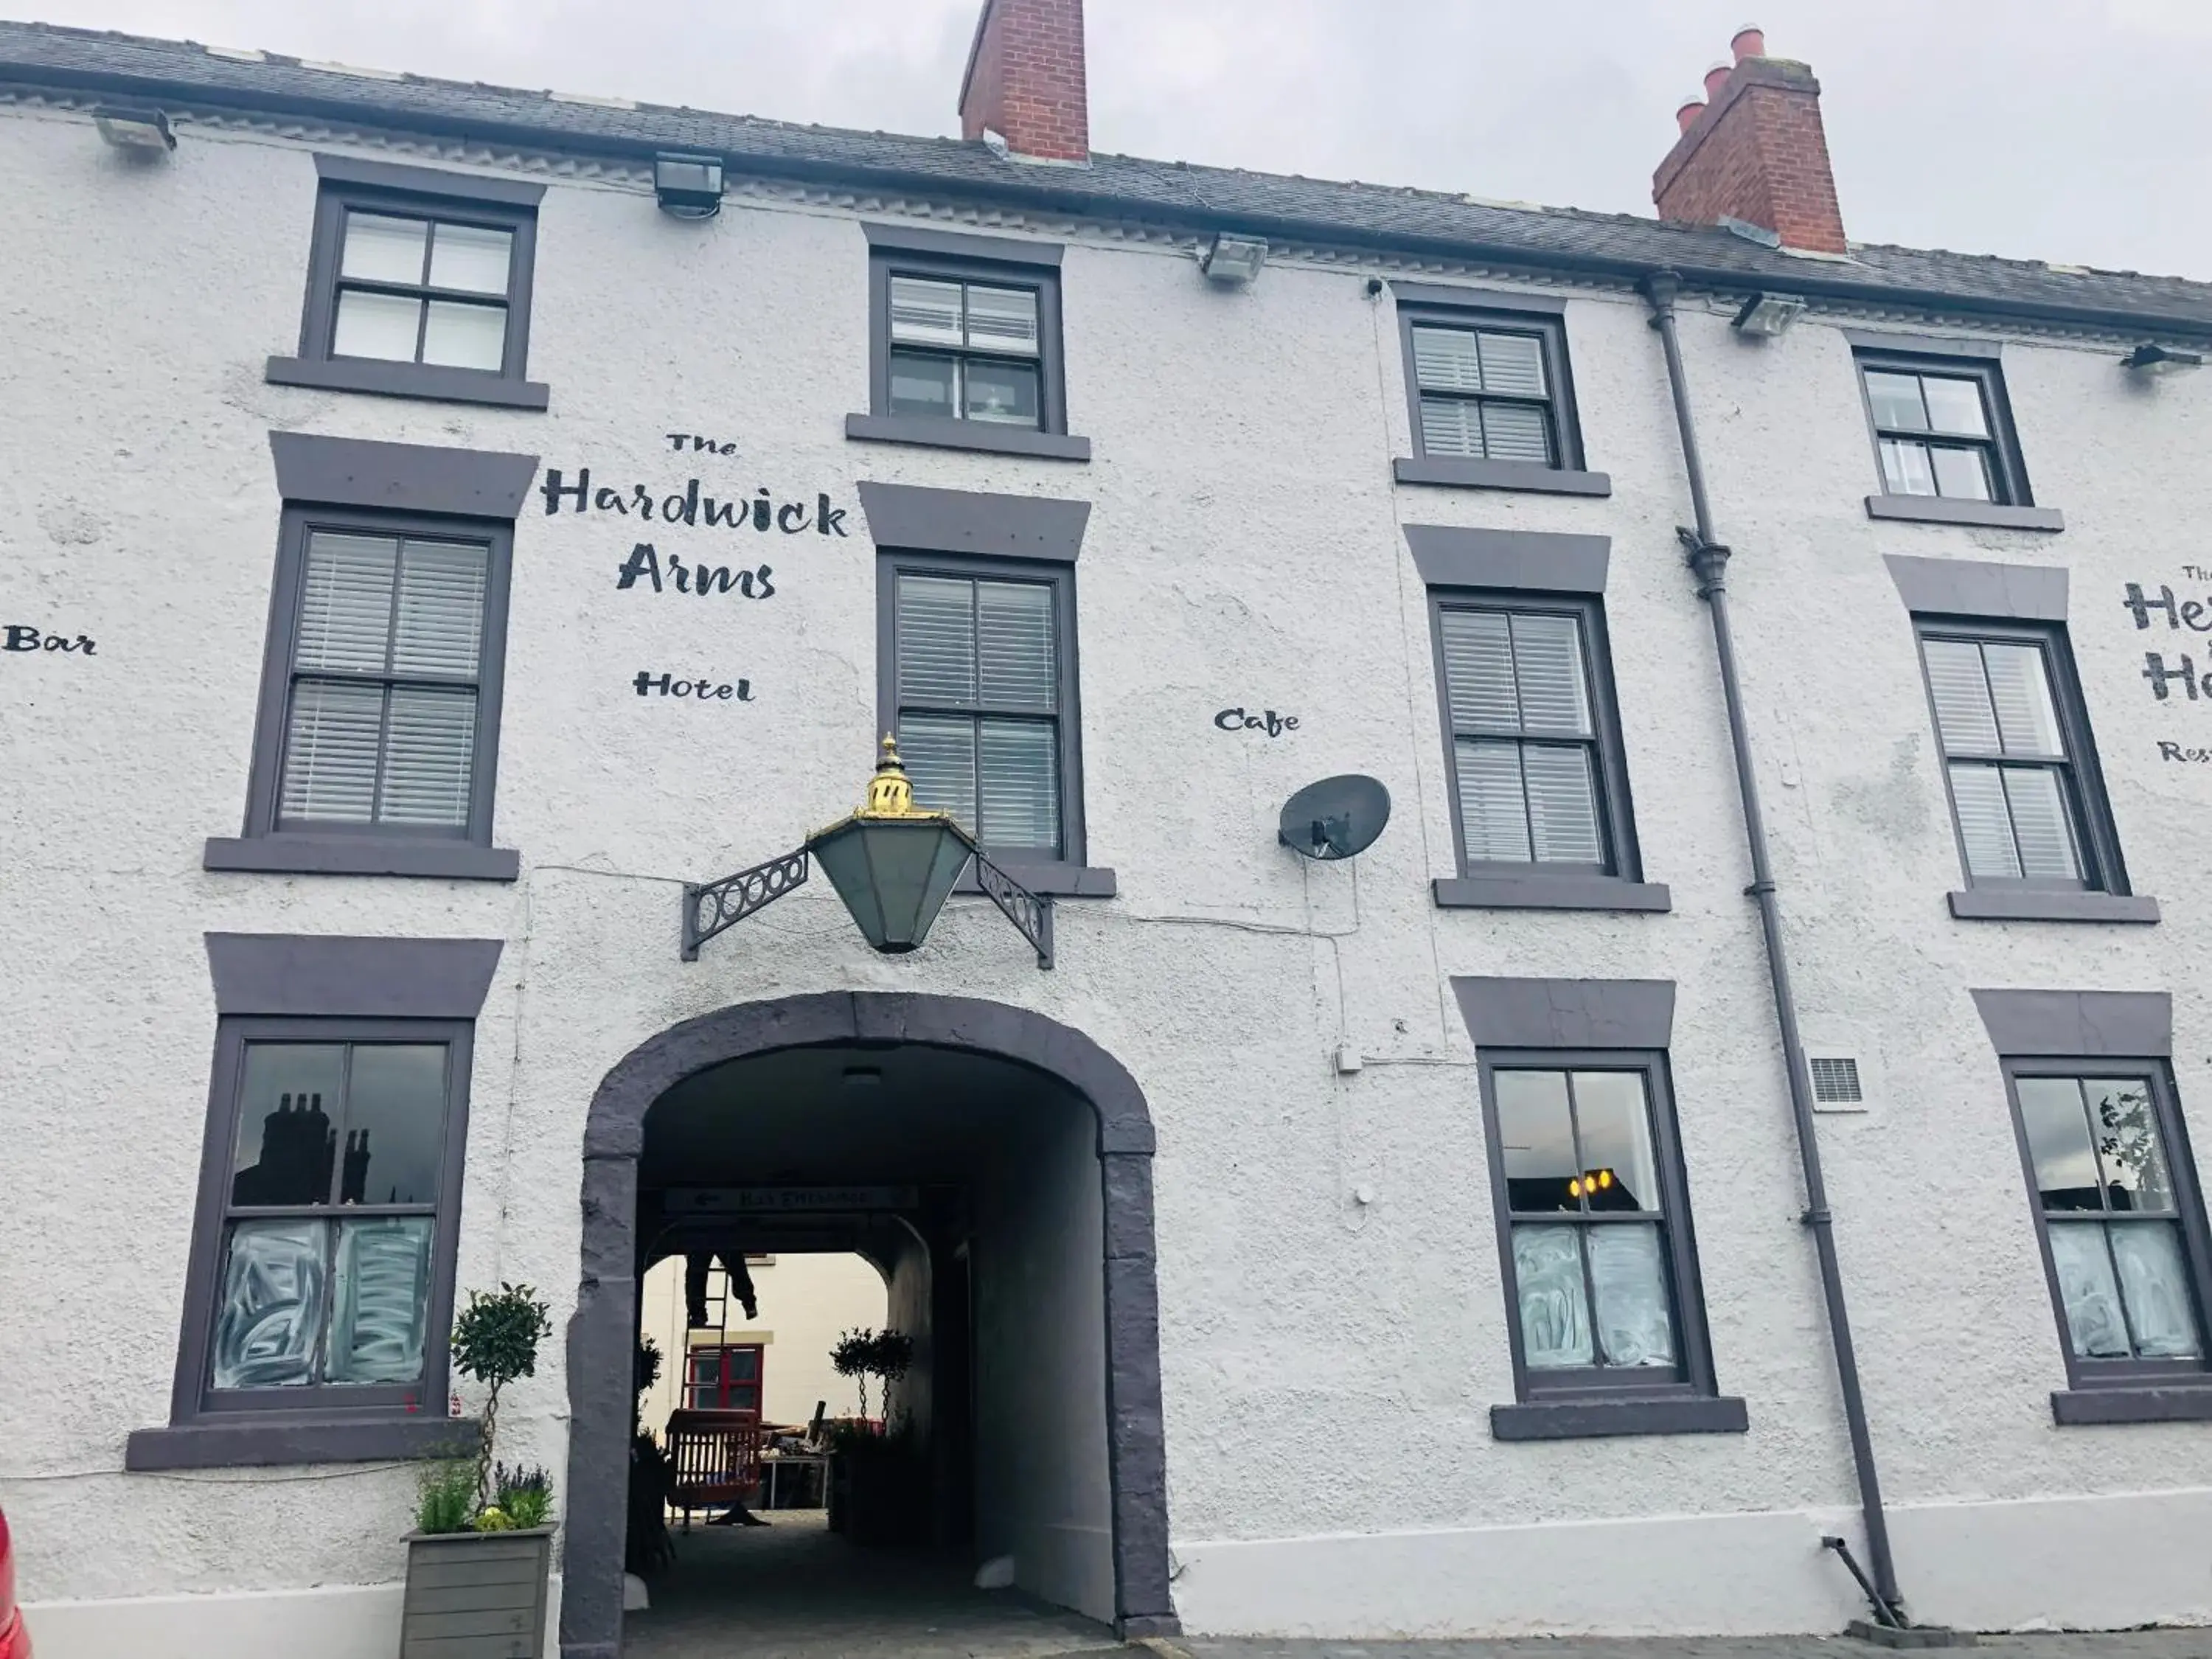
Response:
1413,323,1556,465
894,572,1062,854
1921,634,2084,883
1440,606,1605,869
279,532,488,832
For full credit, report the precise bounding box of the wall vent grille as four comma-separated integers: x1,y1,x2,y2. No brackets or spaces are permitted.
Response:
1809,1055,1863,1105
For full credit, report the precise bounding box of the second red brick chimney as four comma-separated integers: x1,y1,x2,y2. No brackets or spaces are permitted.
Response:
959,0,1089,164
1653,28,1847,254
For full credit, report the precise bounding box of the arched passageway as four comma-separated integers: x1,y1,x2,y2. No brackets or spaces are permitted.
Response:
558,992,1177,1659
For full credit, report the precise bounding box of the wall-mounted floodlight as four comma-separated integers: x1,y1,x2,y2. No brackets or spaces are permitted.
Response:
1200,232,1268,285
2124,343,2203,376
93,105,175,153
653,152,724,220
1733,292,1806,337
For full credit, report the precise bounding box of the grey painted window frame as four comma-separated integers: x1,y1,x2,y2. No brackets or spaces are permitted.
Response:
875,547,1109,894
1473,1045,1740,1439
208,504,519,880
1392,285,1607,496
1852,344,2056,529
129,934,500,1471
1998,1057,2212,1416
849,223,1088,461
1425,583,1662,911
266,154,550,410
1907,614,2142,919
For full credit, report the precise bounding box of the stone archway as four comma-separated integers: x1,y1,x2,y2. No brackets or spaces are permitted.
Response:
559,992,1178,1659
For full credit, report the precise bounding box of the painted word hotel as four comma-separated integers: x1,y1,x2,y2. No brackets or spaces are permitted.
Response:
7,4,2212,1653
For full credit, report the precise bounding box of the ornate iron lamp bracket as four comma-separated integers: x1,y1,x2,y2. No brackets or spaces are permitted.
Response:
681,846,810,961
973,850,1054,970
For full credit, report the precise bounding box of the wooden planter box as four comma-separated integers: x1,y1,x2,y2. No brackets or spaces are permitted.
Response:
400,1527,553,1658
835,1447,926,1546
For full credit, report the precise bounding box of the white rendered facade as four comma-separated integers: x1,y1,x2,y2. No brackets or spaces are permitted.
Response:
5,31,2212,1658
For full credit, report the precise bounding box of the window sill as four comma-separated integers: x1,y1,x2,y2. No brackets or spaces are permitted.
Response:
1863,495,2065,532
2051,1385,2212,1426
265,355,551,411
204,835,521,881
959,861,1117,898
1490,1395,1748,1441
1947,888,2159,924
1393,456,1613,497
1433,875,1672,913
127,1414,481,1470
845,413,1091,462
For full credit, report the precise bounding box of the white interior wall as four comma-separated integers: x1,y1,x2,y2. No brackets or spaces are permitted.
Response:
971,1096,1114,1624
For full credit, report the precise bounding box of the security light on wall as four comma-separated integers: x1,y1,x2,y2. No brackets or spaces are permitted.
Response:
1200,233,1269,285
1732,292,1806,336
2124,343,2204,375
92,105,175,153
653,152,725,219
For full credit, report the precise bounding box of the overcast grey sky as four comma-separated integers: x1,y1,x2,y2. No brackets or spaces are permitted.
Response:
18,0,2212,279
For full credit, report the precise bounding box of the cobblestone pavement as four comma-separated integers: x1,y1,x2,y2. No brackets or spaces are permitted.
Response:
1178,1633,2212,1659
616,1516,2209,1659
618,1511,1121,1658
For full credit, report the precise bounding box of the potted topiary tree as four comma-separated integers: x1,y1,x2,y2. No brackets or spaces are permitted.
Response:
827,1328,921,1545
399,1283,557,1658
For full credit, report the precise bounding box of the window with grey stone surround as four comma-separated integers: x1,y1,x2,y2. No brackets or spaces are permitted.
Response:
1848,335,2061,529
128,934,501,1471
1408,526,1663,913
195,1024,470,1405
1885,554,2147,922
266,156,549,409
1453,977,1742,1441
1430,592,1649,899
206,434,534,882
1391,285,1607,495
882,553,1081,863
2004,1063,2212,1390
1913,620,2135,911
858,480,1112,896
846,223,1088,461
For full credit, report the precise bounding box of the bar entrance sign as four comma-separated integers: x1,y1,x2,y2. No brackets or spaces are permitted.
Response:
664,1186,922,1214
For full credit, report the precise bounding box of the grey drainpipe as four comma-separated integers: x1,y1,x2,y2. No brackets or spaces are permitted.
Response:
1641,270,1907,1629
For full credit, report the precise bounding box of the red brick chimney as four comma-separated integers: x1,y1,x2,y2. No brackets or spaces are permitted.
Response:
959,0,1089,164
1653,27,1847,254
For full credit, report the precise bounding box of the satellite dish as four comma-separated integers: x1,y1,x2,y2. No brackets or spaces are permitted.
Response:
1277,774,1391,860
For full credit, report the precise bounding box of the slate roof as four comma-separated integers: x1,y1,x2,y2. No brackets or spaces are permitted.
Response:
7,17,2211,336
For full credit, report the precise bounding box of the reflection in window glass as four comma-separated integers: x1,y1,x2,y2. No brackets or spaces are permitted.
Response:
341,213,428,284
885,274,1044,427
427,223,512,295
328,208,512,372
888,352,957,417
2016,1073,2205,1367
1863,358,2008,501
211,1040,450,1395
232,1045,347,1206
1921,375,1990,437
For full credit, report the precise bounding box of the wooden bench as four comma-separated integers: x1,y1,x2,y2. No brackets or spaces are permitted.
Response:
663,1409,764,1530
